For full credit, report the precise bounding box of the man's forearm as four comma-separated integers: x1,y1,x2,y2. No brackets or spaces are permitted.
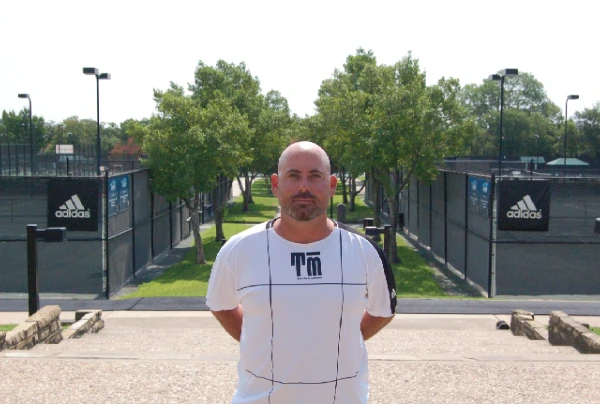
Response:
211,305,243,342
361,311,394,341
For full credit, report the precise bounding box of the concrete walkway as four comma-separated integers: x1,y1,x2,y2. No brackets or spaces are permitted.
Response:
2,312,600,403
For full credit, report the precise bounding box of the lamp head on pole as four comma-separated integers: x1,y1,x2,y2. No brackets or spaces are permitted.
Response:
83,67,99,75
18,93,30,99
567,94,579,101
501,68,519,76
488,74,502,81
98,73,111,80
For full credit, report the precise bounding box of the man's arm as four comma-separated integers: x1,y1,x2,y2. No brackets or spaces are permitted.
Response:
211,305,243,342
361,311,394,341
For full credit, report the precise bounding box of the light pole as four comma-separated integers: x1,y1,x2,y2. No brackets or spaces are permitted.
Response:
18,93,34,175
488,69,518,175
564,94,579,177
83,67,111,176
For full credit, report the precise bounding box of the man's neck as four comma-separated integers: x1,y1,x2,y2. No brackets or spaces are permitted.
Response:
273,215,335,244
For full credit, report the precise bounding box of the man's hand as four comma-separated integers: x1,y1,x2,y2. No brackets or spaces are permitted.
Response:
211,305,243,342
361,311,394,341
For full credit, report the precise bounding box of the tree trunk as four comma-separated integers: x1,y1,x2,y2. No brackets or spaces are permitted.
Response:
372,167,382,228
349,176,356,212
341,168,348,204
188,194,206,264
214,175,228,241
386,170,401,263
247,174,254,204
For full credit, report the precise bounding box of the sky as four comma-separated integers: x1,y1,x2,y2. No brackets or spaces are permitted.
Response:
1,0,598,126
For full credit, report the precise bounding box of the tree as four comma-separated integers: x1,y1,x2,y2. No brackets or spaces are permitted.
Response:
574,103,600,160
315,49,378,214
135,83,250,264
459,72,562,158
189,60,265,212
371,54,476,262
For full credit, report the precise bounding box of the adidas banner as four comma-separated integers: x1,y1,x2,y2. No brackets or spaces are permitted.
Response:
498,180,550,231
48,179,99,231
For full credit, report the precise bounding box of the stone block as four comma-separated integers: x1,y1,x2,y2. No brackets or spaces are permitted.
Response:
27,305,61,329
0,332,5,350
44,329,63,344
62,329,79,339
75,309,102,323
91,319,105,333
511,310,546,340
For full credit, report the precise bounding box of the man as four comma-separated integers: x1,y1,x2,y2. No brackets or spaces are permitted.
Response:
207,141,396,403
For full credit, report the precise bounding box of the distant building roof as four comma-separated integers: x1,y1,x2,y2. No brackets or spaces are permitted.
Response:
520,156,546,163
546,158,590,166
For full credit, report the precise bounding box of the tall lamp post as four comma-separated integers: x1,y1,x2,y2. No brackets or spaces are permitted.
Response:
488,69,518,175
83,67,111,176
18,93,34,175
564,94,579,177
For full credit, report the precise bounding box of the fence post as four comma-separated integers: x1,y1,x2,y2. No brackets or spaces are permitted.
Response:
429,183,433,247
464,174,469,281
169,201,173,249
131,173,136,280
443,172,448,266
105,170,110,299
150,192,155,258
487,173,496,298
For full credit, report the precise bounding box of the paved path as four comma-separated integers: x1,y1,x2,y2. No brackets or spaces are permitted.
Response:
2,312,600,403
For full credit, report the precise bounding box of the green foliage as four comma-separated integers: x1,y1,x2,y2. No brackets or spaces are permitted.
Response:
140,83,251,203
121,223,252,298
459,71,564,157
0,324,17,332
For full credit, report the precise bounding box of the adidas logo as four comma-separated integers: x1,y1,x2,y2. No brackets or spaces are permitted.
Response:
507,195,542,219
54,194,91,219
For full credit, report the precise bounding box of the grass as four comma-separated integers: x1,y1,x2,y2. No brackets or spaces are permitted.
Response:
332,192,373,224
225,179,279,223
0,324,17,332
592,327,600,336
391,235,446,297
121,223,252,298
121,223,445,299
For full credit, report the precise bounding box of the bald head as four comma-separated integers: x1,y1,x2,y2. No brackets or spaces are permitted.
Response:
278,141,331,176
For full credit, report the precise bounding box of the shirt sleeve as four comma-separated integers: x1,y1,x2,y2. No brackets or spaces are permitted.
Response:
206,247,239,311
365,242,397,317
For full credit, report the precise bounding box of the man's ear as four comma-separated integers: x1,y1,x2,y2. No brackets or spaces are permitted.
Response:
329,174,338,197
271,174,279,196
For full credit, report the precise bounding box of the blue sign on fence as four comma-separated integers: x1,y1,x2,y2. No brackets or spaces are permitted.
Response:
108,174,130,217
468,176,491,217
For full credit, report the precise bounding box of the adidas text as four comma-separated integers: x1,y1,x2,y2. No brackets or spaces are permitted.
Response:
506,210,541,219
55,209,91,219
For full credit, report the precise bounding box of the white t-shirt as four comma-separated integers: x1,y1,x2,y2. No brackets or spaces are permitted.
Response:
207,220,396,404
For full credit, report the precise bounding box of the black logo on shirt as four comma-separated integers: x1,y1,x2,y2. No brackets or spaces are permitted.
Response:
291,252,322,279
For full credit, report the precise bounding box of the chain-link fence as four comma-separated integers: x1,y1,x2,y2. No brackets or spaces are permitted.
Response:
0,143,143,177
397,170,600,296
0,169,197,298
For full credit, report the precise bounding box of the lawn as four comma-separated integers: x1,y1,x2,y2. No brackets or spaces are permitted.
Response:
121,223,252,298
121,223,445,299
0,324,16,332
592,327,600,336
391,235,446,297
225,179,279,223
332,192,373,224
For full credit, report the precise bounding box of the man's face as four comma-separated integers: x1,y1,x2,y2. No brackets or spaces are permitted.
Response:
272,150,337,222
